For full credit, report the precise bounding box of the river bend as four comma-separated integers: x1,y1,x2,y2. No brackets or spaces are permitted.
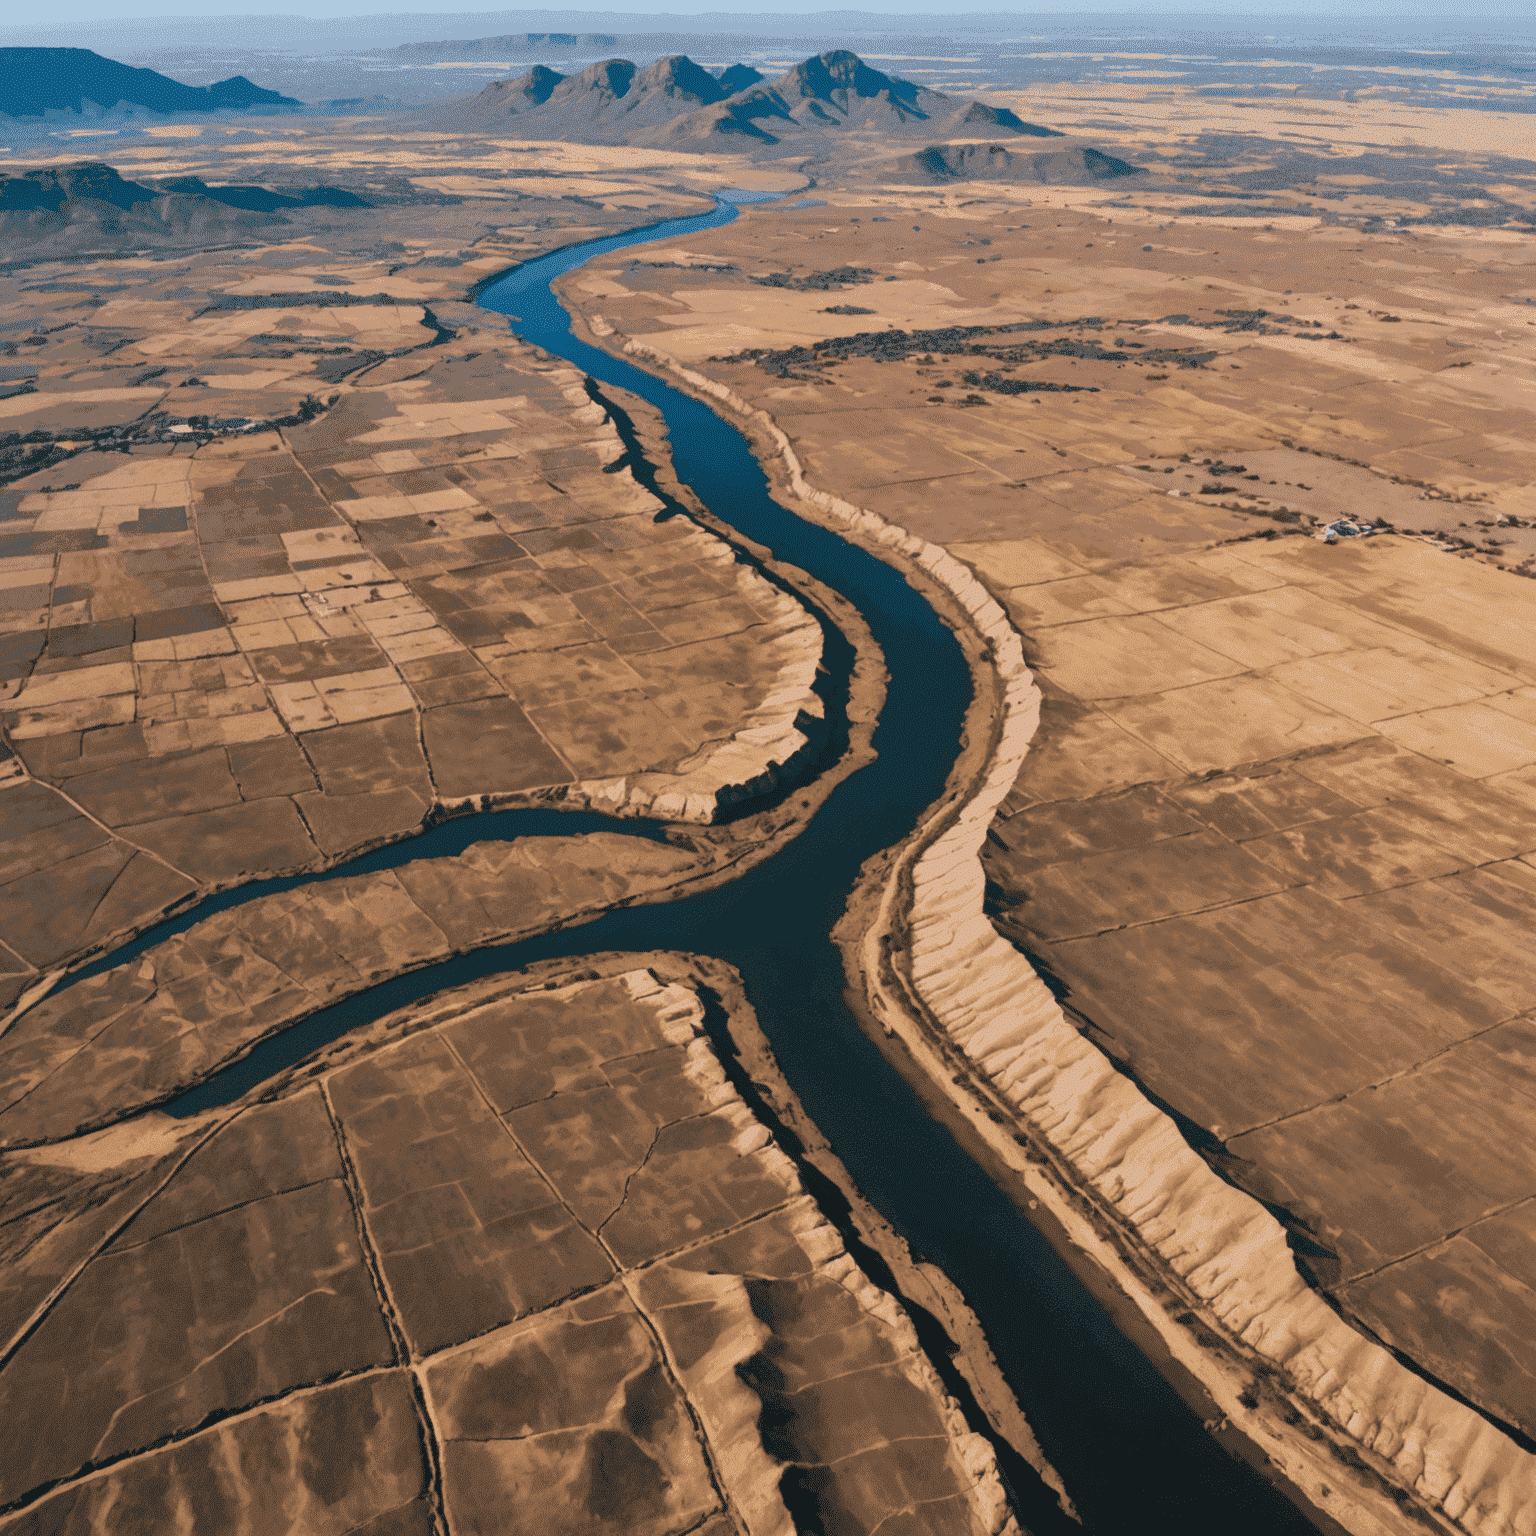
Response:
144,197,1327,1536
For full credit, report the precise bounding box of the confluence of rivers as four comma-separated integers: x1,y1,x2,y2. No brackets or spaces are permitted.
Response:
137,198,1331,1534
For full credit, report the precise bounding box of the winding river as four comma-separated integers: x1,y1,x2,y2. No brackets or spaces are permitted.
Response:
142,198,1330,1534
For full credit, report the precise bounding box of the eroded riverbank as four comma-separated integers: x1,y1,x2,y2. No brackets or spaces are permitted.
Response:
456,201,1356,1535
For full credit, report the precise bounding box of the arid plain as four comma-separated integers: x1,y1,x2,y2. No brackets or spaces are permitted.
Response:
0,78,1045,1536
557,62,1536,1535
2,38,1536,1536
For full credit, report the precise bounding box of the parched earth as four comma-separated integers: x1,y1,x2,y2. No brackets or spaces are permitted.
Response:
0,250,824,992
0,959,1010,1535
0,130,1024,1536
565,182,1536,1456
7,61,1536,1535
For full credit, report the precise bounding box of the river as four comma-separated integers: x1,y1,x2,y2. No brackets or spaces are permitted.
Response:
146,196,1331,1535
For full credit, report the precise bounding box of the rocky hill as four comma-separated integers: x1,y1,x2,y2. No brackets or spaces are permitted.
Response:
0,47,297,119
884,142,1145,185
0,163,362,255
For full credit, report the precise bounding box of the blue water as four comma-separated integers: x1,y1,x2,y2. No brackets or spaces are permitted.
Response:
67,809,670,985
158,198,1328,1535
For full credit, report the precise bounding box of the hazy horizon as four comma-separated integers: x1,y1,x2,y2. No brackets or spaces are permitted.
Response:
4,3,1534,28
4,3,1532,116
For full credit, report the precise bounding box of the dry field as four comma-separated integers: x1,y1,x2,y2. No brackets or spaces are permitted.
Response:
0,136,826,995
0,126,1028,1536
1,957,1010,1535
4,68,1536,1531
563,128,1536,1449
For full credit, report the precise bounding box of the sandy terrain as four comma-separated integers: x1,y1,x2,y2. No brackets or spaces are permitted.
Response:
560,108,1536,1531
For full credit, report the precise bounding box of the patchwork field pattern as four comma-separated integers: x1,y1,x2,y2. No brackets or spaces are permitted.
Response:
0,318,820,992
0,966,1006,1535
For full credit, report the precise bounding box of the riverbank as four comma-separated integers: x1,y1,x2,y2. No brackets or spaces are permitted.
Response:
567,303,1536,1536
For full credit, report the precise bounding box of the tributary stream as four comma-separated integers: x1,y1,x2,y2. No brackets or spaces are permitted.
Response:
148,199,1331,1534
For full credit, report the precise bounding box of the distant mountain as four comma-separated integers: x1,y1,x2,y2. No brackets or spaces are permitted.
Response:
0,48,298,119
434,48,1062,154
159,176,370,212
0,163,363,255
675,52,1065,147
0,161,161,211
885,142,1145,185
391,32,617,60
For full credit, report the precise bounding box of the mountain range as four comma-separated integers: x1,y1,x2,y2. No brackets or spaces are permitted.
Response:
0,47,297,120
431,48,1062,155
